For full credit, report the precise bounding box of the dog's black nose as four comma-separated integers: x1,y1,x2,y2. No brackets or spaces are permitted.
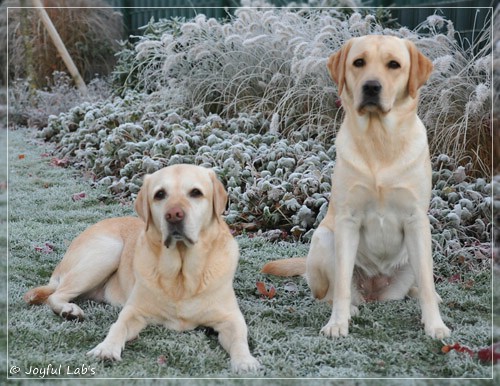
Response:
363,80,382,97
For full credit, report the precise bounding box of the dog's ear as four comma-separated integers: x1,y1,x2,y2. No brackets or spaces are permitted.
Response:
135,174,151,231
210,170,228,222
406,40,433,99
327,39,353,97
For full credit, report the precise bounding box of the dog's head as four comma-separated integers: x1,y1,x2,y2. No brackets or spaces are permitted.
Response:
327,35,433,115
134,165,228,248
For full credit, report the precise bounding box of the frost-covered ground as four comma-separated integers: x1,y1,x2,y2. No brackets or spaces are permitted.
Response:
6,128,496,380
1,124,7,380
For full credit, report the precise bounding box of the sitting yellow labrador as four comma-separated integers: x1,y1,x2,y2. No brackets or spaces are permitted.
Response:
263,35,450,339
24,164,260,372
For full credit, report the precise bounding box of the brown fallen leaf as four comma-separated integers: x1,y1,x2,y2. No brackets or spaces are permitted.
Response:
34,242,54,254
256,281,276,299
448,273,461,283
51,157,69,167
72,192,87,202
157,355,168,365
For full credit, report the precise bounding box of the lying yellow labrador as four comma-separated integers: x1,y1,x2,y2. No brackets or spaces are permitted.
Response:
24,164,260,372
263,35,450,339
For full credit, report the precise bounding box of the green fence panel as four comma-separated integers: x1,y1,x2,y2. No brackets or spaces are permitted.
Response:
386,0,493,43
128,0,228,34
110,0,233,35
109,0,494,41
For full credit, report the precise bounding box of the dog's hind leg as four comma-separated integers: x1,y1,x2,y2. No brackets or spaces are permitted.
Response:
28,233,124,321
306,225,335,302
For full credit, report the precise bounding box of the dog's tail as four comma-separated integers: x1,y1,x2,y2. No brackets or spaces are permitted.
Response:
261,257,306,277
24,285,56,305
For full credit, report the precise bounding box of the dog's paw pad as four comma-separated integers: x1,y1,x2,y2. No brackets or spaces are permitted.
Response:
320,321,349,338
231,356,260,373
426,324,451,340
87,343,122,361
60,304,84,321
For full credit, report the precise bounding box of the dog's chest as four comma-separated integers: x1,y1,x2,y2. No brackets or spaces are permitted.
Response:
160,300,202,331
360,206,404,257
146,264,228,331
352,183,415,272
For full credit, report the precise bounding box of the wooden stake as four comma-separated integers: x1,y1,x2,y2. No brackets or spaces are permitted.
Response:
32,0,87,95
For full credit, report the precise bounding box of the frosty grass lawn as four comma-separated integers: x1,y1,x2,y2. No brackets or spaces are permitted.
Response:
5,127,497,383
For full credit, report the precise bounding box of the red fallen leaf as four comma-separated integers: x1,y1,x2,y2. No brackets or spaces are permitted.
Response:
34,242,54,254
477,343,500,364
72,192,87,201
51,157,69,167
448,273,461,283
441,342,474,357
256,281,276,299
335,99,342,108
18,154,25,159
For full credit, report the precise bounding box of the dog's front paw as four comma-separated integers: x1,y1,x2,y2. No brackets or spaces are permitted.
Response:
231,355,260,373
425,322,451,340
320,319,349,338
87,342,122,361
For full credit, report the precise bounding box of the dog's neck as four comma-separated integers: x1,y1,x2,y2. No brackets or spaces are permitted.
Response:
341,102,421,168
141,225,229,300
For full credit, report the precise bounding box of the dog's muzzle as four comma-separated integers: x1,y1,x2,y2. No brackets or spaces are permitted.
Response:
360,80,382,111
164,206,194,248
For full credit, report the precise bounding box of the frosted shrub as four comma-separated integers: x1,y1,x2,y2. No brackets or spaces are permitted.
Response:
41,95,493,254
41,98,335,239
41,7,493,251
114,9,397,139
113,8,492,174
9,72,112,127
415,14,493,175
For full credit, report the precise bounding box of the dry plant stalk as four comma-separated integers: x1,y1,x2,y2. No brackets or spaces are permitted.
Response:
4,0,122,87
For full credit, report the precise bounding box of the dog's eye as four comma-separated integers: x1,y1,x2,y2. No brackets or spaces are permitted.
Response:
190,188,203,198
154,189,166,200
388,60,401,69
353,58,365,68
